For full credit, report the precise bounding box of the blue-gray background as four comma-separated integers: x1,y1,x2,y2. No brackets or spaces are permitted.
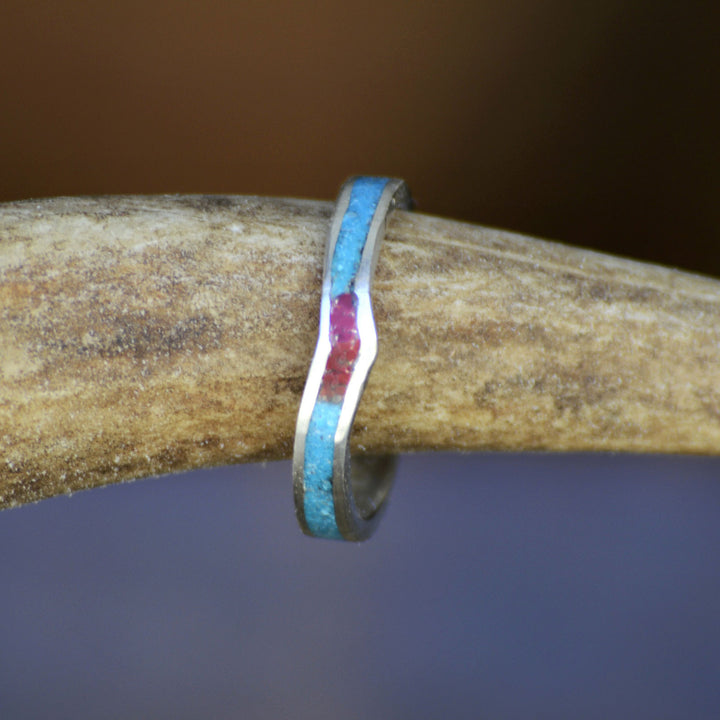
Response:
2,455,720,719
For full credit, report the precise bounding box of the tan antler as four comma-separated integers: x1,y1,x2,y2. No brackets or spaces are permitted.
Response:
1,194,719,509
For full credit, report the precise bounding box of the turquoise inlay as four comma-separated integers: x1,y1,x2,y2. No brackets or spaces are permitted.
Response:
330,177,389,297
303,400,343,539
303,177,391,539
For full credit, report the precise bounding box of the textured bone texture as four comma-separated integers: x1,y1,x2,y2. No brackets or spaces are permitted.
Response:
1,195,720,509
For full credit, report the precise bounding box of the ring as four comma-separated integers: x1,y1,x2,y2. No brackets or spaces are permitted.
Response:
293,177,412,541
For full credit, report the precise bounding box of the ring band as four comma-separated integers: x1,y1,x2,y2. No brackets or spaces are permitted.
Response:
293,177,412,541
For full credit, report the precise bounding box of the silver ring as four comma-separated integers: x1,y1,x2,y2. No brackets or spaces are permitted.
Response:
293,177,412,541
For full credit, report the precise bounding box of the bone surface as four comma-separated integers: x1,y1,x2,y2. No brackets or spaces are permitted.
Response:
1,195,719,509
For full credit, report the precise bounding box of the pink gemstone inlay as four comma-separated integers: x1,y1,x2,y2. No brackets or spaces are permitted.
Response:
319,292,361,401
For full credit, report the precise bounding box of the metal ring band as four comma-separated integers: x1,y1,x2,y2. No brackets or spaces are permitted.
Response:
293,177,411,541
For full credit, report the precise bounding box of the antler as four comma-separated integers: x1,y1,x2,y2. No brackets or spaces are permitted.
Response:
2,195,719,509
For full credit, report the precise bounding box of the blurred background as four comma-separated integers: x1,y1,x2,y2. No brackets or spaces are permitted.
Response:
1,1,719,718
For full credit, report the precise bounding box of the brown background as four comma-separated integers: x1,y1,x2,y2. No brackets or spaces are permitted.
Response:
1,1,718,273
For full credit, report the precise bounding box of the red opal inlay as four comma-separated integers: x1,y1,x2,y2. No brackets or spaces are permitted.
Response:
318,292,361,401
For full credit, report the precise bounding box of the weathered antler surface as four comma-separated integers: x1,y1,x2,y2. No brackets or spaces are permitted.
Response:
1,195,719,509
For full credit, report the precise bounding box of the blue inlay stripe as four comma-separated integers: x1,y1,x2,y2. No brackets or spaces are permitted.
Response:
330,177,389,297
303,177,390,539
303,400,343,539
